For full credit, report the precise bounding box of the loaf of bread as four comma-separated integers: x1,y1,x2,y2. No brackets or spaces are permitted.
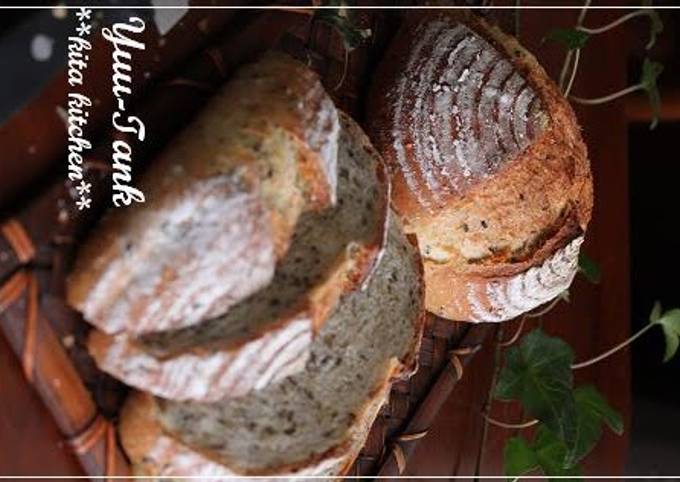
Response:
67,52,339,335
367,11,593,322
119,213,424,478
88,113,390,401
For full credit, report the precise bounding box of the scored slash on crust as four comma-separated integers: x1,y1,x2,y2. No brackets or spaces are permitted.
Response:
368,11,593,323
386,18,546,211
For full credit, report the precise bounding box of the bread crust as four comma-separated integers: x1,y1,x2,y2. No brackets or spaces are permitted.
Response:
392,232,426,379
67,52,339,336
367,11,592,322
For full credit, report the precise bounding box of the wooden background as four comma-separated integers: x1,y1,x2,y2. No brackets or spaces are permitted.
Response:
0,3,642,478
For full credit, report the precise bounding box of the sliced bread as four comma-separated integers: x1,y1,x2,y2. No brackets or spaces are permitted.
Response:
88,113,389,401
367,11,593,322
119,388,386,481
67,52,339,335
119,213,425,477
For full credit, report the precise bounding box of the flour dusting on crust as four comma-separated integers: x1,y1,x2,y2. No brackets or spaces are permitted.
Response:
389,19,547,211
467,236,583,322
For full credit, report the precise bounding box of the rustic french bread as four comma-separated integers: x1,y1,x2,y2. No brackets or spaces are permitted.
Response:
119,213,425,478
88,113,390,401
367,11,593,322
67,52,339,335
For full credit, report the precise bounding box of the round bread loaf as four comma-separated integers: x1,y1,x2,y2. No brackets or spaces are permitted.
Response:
367,11,593,322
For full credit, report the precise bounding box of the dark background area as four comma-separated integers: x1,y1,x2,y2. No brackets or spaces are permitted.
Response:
624,7,680,473
628,121,680,474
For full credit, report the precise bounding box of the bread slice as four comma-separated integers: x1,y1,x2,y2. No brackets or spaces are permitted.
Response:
119,213,425,478
367,11,592,322
67,52,339,335
119,388,387,481
88,113,389,402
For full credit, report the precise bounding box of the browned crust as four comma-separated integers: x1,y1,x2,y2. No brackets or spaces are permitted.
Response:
392,231,426,380
425,235,581,322
461,11,593,230
368,10,592,227
118,391,165,477
367,11,593,322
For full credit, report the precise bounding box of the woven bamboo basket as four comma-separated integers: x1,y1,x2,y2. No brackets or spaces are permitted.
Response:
0,6,512,478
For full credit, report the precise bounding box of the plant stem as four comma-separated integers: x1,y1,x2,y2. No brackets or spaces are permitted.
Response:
559,50,574,92
576,0,591,25
526,296,563,319
577,10,648,35
563,48,581,98
570,84,642,105
334,48,350,91
558,0,590,91
500,316,526,347
499,295,564,347
571,322,656,370
483,414,539,430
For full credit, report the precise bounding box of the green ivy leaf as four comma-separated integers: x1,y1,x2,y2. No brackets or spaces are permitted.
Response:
576,386,624,435
661,326,679,362
649,301,663,323
564,386,624,466
315,7,371,51
546,28,589,50
504,428,582,481
640,58,664,129
495,329,577,448
504,436,539,478
533,427,583,481
578,253,601,284
653,307,680,362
